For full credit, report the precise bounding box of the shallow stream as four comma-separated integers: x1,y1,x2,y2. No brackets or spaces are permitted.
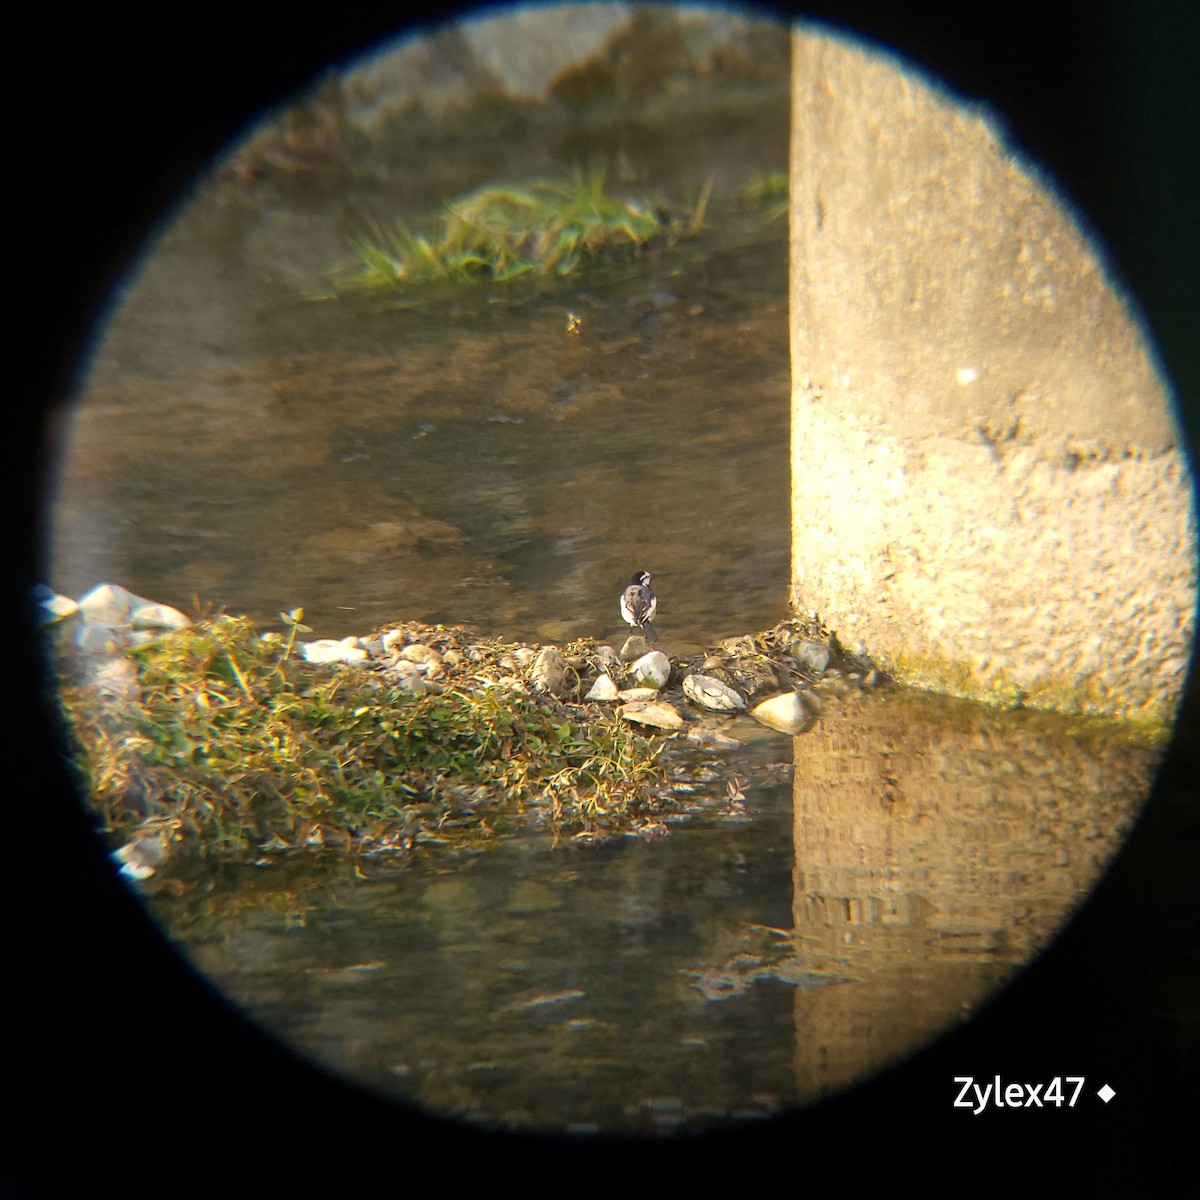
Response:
49,65,1164,1136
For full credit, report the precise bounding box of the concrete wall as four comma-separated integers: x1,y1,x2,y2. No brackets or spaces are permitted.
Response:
789,30,1195,722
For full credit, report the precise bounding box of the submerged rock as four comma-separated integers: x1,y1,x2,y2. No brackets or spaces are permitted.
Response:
686,724,745,750
751,691,811,735
682,673,746,712
620,698,684,730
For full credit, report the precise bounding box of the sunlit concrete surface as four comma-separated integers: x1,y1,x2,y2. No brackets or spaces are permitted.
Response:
789,30,1196,721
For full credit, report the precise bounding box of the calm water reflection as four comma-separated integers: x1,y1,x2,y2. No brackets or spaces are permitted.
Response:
145,686,1157,1134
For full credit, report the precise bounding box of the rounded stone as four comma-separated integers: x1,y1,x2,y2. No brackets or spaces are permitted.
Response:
399,643,443,666
302,638,369,665
584,674,620,701
384,660,427,692
620,699,684,730
130,602,190,632
751,692,811,735
790,639,832,675
77,583,151,626
37,590,80,623
112,834,168,881
682,673,746,712
531,646,573,697
628,650,671,690
619,635,653,662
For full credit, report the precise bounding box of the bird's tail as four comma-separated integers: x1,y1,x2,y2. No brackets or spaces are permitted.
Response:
641,620,658,644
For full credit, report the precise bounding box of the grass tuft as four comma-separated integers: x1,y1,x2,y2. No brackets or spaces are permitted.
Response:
335,168,706,289
57,616,673,861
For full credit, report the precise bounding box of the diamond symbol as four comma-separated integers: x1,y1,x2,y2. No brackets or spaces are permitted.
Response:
1097,1084,1116,1104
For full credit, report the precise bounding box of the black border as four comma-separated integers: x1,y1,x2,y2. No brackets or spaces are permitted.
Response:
6,2,1199,1194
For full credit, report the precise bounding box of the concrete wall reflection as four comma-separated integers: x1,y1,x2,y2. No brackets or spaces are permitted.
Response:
789,687,1159,1099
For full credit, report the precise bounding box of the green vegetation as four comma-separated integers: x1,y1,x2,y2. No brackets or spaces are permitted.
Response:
336,169,711,289
741,170,788,221
58,614,673,860
888,645,1175,742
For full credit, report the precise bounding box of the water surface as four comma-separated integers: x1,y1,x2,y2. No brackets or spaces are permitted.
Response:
50,50,1165,1137
52,105,792,647
146,685,1158,1135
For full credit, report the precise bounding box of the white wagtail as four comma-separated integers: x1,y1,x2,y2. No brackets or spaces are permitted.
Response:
620,570,658,643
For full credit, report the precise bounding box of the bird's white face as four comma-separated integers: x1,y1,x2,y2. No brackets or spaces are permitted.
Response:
637,571,652,587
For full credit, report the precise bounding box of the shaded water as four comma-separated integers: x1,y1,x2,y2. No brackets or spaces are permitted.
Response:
168,778,804,1136
49,47,1166,1137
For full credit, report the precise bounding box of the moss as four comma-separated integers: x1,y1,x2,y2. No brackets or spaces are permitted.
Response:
334,169,710,290
886,646,1176,745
